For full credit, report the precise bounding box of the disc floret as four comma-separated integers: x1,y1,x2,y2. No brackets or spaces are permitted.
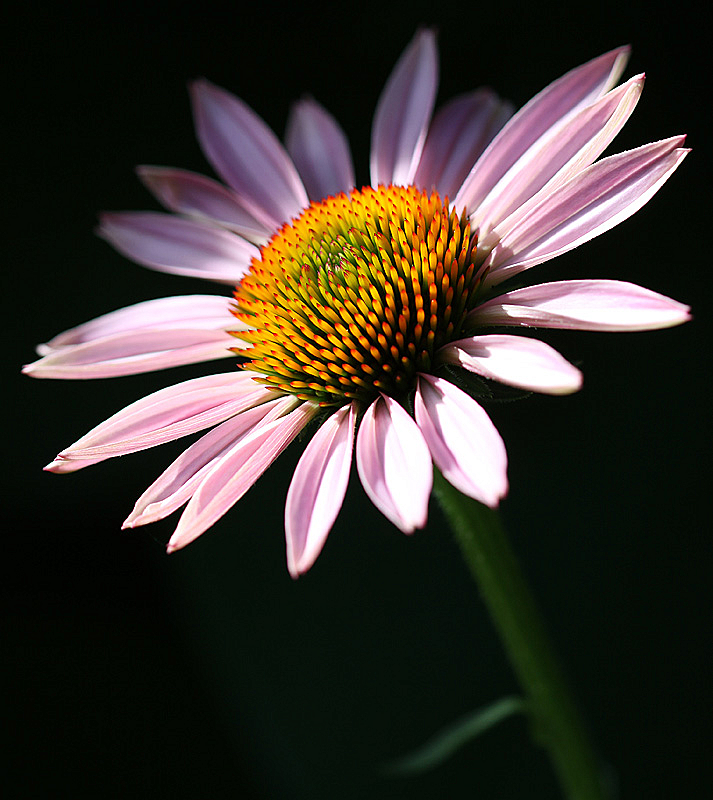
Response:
232,184,481,405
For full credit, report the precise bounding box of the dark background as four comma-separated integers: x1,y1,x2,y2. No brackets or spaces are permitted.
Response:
7,2,711,798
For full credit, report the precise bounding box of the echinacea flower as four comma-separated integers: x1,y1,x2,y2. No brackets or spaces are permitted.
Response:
25,30,690,577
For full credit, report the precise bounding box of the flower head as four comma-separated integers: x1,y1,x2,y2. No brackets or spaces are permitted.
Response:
25,30,689,576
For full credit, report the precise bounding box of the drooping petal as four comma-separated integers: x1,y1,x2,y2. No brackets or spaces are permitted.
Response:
471,279,691,331
98,212,259,284
439,335,583,395
482,137,689,286
23,329,238,379
414,89,513,198
124,396,293,528
34,295,238,352
137,166,272,242
356,395,432,533
167,400,317,552
474,75,644,236
45,371,274,472
370,29,439,187
455,46,630,215
285,404,356,577
415,375,507,508
285,98,355,202
190,79,308,228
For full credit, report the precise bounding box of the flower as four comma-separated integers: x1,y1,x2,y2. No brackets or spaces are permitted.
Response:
25,30,690,577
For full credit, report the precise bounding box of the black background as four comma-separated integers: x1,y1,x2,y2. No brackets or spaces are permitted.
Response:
7,2,711,798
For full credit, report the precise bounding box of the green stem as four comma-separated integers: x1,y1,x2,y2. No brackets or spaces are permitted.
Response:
433,471,609,800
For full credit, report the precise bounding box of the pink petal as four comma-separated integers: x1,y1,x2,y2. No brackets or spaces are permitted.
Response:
455,46,630,215
45,371,274,472
439,334,583,395
285,98,355,202
124,396,294,528
483,137,689,286
167,400,317,552
190,79,308,228
98,212,259,284
23,328,237,379
472,279,691,331
355,395,432,533
474,75,644,236
137,166,272,242
35,295,238,352
285,404,356,577
370,29,439,187
415,375,507,508
414,89,513,199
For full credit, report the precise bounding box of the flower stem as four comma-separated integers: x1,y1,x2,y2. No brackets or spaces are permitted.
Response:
433,471,609,800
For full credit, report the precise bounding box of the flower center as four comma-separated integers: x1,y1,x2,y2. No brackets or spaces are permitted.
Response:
232,185,481,406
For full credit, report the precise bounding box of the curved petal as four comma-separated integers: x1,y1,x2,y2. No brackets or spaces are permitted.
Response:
414,89,513,198
356,395,432,533
439,335,582,395
23,328,238,379
285,404,356,577
455,46,630,215
471,279,691,331
34,295,238,352
98,212,259,284
124,396,293,528
285,97,355,202
167,400,317,552
482,137,689,286
474,75,644,235
415,375,507,508
190,79,308,228
137,166,272,242
45,371,274,472
370,29,439,187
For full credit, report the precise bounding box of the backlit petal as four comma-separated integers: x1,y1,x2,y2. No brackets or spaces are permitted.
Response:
472,279,691,331
124,396,292,527
285,404,356,577
455,46,630,214
415,375,507,508
371,29,438,187
98,212,259,284
440,335,583,395
190,79,308,228
356,395,432,532
45,372,273,472
137,166,272,242
167,400,316,552
285,98,355,202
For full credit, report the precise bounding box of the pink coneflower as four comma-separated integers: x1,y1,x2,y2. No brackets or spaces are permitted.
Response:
25,31,689,577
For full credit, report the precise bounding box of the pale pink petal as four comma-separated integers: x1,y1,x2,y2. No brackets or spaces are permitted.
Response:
23,328,237,379
415,375,507,508
45,371,274,472
34,295,238,353
474,75,644,235
285,98,355,202
483,137,689,286
124,396,294,527
439,335,583,395
137,166,272,242
413,89,513,198
167,400,317,552
355,395,432,533
471,279,691,331
285,404,356,577
455,46,630,215
98,212,259,284
190,79,308,228
370,29,439,187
